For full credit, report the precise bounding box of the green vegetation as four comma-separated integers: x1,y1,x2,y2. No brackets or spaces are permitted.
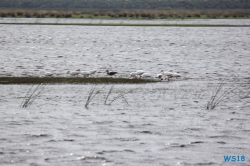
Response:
0,77,157,84
0,0,249,9
0,8,250,19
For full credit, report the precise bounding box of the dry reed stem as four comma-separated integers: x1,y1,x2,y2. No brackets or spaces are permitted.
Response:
21,83,46,108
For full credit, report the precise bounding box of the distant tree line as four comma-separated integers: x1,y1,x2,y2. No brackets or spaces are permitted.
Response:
0,0,249,9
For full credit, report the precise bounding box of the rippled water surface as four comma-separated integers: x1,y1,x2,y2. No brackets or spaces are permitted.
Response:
0,20,250,165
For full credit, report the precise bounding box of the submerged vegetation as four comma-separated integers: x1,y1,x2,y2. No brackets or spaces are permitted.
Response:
0,77,157,84
0,8,250,19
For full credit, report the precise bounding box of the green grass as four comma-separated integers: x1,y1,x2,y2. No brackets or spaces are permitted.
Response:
1,9,250,20
0,77,158,84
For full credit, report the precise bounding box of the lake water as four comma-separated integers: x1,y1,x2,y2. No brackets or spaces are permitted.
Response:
0,19,250,165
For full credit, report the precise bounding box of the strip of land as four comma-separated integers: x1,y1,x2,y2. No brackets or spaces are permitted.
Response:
0,77,157,84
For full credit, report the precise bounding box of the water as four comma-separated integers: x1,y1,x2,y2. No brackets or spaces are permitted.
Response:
0,19,250,165
1,17,250,25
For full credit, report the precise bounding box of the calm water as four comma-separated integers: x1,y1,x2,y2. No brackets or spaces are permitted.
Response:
0,19,250,165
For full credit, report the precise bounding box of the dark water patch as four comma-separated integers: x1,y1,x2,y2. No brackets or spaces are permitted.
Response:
227,118,247,121
115,137,139,142
63,139,74,142
97,150,119,154
209,135,243,139
140,131,153,134
7,122,22,125
187,128,203,131
195,162,216,165
217,141,226,144
30,134,51,138
47,139,57,142
80,155,108,161
0,138,8,141
189,141,205,144
123,149,135,153
142,123,153,126
92,120,114,125
181,162,216,166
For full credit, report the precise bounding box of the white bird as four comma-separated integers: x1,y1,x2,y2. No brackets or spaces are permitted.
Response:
130,70,145,78
67,70,80,76
89,70,97,75
136,70,145,76
160,70,174,81
170,70,181,79
130,72,137,78
141,73,152,79
80,71,91,78
44,72,53,77
88,70,97,76
156,73,163,80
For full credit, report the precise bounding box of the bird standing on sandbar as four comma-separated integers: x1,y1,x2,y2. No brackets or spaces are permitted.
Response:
67,70,80,76
44,72,53,77
106,70,117,76
130,70,145,78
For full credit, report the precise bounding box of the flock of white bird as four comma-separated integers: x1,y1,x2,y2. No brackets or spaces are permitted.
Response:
43,69,181,81
130,70,181,81
66,69,97,77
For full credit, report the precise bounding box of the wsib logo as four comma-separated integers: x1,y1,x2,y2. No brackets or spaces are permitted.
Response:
224,155,245,162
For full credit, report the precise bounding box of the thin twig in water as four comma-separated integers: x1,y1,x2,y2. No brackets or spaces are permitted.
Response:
104,85,126,105
139,87,154,104
21,83,46,108
119,93,130,106
104,85,114,105
85,84,106,109
107,89,131,106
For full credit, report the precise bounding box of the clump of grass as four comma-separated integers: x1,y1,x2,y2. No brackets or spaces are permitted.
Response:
206,74,240,110
85,84,106,109
20,83,46,108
